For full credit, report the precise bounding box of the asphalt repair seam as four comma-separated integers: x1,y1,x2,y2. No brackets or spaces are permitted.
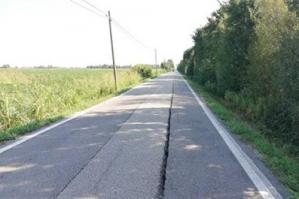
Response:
156,79,174,199
55,76,173,199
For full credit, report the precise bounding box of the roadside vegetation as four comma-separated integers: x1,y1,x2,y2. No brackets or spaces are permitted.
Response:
178,0,299,197
0,67,154,142
188,78,299,198
132,62,174,79
132,64,156,79
160,59,175,72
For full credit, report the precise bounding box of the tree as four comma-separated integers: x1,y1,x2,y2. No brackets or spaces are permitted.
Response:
216,0,255,94
286,0,299,15
161,59,175,72
1,64,10,68
179,0,299,147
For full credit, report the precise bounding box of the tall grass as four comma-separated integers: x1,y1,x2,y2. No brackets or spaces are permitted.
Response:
0,68,142,141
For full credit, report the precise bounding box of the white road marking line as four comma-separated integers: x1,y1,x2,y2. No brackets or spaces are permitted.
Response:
0,79,154,155
183,78,283,199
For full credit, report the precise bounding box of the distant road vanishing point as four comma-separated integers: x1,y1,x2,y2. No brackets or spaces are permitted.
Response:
0,72,288,199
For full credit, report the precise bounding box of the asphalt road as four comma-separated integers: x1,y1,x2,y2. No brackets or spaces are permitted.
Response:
0,73,288,199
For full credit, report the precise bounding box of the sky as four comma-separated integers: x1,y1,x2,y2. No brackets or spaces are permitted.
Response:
0,0,221,67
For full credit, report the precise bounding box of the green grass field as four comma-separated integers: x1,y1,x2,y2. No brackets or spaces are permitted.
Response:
0,68,143,142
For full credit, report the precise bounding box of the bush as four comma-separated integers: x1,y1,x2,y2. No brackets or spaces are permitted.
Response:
132,65,154,79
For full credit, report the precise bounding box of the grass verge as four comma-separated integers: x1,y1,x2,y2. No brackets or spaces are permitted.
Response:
0,84,138,143
0,67,167,143
186,77,299,198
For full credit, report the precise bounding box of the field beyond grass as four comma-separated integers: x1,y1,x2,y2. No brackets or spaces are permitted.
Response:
187,77,299,198
0,68,144,142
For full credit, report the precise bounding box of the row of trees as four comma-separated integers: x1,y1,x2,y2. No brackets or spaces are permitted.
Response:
178,0,299,151
161,59,175,71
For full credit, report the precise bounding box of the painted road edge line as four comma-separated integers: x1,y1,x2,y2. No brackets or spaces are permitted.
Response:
183,78,282,199
0,76,161,155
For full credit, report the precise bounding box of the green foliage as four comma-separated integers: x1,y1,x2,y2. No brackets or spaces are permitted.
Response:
190,0,255,95
181,0,299,194
0,68,143,141
177,60,186,74
180,0,299,150
218,0,255,94
286,0,299,15
247,0,299,146
178,50,192,74
132,64,155,79
161,59,175,72
188,78,299,197
165,0,299,194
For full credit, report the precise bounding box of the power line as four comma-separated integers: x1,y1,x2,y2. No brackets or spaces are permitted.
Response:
69,0,106,18
111,17,153,51
79,0,108,17
71,0,153,51
70,0,158,68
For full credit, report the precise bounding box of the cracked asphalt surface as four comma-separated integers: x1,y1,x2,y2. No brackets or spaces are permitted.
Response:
0,73,288,199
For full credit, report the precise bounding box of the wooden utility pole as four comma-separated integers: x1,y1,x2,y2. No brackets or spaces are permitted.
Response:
108,11,117,91
155,48,158,75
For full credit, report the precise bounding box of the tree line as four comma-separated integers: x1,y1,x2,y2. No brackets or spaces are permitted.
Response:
178,0,299,152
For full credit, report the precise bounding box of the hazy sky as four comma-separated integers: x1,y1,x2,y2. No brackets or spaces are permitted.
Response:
0,0,221,67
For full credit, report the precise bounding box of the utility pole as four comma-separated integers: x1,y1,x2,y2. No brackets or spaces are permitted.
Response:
155,48,158,76
108,10,117,91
